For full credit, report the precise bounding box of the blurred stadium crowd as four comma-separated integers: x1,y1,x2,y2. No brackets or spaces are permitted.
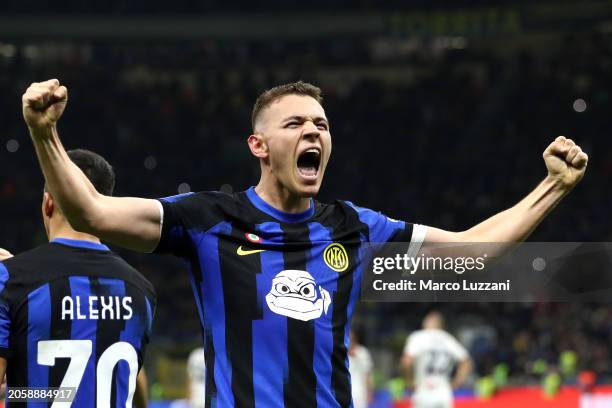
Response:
1,24,611,395
0,0,535,14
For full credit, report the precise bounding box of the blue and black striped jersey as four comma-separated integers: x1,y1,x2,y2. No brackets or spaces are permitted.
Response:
0,238,156,407
155,187,422,408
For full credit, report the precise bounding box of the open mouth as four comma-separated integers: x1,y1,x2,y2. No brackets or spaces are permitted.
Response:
297,148,321,179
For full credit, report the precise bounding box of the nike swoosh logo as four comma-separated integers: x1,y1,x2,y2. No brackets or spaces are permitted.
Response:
237,246,266,256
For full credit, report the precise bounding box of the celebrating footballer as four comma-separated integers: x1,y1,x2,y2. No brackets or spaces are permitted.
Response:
21,78,587,407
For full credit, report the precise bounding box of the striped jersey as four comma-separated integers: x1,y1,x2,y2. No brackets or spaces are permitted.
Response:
155,187,423,408
0,238,156,407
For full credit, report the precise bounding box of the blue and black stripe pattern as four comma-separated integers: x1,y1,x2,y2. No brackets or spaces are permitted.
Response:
0,239,156,407
156,187,415,408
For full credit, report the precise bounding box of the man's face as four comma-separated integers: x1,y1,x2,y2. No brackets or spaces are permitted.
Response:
256,94,332,197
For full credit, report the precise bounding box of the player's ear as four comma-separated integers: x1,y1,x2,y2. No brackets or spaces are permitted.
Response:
248,134,269,159
43,192,54,218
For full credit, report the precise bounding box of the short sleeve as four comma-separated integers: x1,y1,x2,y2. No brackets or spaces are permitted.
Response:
155,191,232,258
345,201,428,246
154,192,197,257
403,333,416,356
0,263,11,357
446,335,468,361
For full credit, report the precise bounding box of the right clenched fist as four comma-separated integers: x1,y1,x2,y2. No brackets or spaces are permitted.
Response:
22,79,68,132
0,248,13,261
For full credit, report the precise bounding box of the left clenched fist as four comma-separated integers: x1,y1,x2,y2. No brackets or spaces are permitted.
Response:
543,136,588,189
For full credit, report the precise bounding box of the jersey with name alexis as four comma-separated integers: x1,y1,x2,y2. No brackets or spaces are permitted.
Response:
0,239,157,408
155,187,425,408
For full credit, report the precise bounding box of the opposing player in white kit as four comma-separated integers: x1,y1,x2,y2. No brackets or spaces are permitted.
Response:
348,330,373,408
170,347,206,408
401,312,472,408
187,347,206,408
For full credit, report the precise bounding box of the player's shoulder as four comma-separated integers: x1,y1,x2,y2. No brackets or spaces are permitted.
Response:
327,200,402,226
434,328,458,342
161,190,246,217
158,189,245,231
5,242,155,300
0,243,57,279
319,199,363,213
0,244,61,302
408,329,444,345
104,252,157,300
419,329,458,345
312,199,368,222
408,329,426,342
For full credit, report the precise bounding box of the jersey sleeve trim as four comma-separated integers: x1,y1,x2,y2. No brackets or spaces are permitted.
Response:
149,200,165,254
406,224,427,259
153,197,185,255
153,193,198,257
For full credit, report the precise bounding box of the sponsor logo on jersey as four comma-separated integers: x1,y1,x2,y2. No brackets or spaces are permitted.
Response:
236,246,266,256
323,243,349,272
266,270,331,321
237,232,266,255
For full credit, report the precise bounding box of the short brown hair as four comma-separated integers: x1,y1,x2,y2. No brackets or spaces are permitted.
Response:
251,81,323,131
68,149,116,196
44,149,116,196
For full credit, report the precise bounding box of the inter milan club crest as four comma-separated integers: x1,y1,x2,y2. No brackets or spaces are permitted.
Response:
323,243,349,272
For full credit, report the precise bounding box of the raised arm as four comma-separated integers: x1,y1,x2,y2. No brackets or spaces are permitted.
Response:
22,79,161,252
424,136,588,245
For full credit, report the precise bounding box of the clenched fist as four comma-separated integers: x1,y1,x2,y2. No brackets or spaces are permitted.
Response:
0,248,13,261
22,79,68,133
543,136,588,190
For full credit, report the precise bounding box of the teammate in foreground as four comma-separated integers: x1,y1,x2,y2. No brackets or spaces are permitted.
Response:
401,312,472,408
22,79,587,407
0,149,156,407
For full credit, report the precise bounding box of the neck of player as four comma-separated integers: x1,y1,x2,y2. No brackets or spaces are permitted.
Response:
48,219,103,244
254,180,312,214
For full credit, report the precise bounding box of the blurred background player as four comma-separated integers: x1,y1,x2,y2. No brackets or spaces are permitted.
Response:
0,149,156,407
401,311,472,408
348,330,373,408
170,347,205,408
186,347,205,408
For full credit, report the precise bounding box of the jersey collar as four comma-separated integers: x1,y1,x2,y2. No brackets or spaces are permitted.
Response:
246,187,315,223
51,238,110,252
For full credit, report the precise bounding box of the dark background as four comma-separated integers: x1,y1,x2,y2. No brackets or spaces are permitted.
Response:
1,0,611,399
